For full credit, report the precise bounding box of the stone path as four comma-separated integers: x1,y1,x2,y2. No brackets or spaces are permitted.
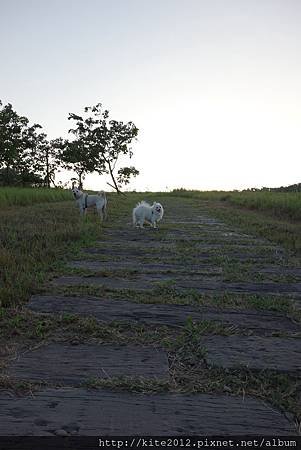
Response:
6,344,170,384
29,295,300,332
1,197,301,436
0,389,296,435
51,274,301,296
202,336,301,372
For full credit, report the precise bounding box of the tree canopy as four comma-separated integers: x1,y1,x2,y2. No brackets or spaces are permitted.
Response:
0,100,140,191
61,103,139,192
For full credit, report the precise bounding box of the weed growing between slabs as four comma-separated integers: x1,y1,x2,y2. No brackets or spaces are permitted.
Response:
1,191,301,432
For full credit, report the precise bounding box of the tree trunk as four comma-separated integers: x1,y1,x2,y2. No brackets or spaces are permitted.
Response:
45,148,50,188
78,171,84,189
108,160,121,194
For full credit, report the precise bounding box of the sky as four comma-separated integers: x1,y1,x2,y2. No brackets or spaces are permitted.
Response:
0,0,300,191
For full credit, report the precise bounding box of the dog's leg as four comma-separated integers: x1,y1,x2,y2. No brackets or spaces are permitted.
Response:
96,205,104,221
139,213,145,228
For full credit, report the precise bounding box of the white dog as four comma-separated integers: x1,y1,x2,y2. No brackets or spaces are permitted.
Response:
132,201,164,228
72,186,107,220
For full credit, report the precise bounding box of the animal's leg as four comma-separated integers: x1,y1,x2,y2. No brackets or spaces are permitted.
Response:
96,205,104,221
140,214,145,228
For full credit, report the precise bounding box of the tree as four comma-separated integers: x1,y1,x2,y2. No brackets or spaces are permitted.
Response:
0,100,59,187
117,166,140,187
0,100,32,185
55,134,99,189
64,103,139,192
32,134,61,188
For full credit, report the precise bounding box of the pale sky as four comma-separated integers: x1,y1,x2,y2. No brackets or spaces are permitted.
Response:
1,0,300,191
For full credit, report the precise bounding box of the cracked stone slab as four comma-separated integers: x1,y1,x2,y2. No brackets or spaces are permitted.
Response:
69,260,301,281
0,388,296,435
51,275,301,297
93,242,279,253
259,267,301,278
6,344,169,384
103,230,257,243
51,274,221,291
69,260,222,275
82,247,282,263
202,336,301,372
83,247,164,257
96,240,175,249
28,295,300,333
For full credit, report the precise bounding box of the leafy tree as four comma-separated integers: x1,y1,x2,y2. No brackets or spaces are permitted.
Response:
117,166,140,186
0,100,59,187
31,134,62,188
0,100,32,184
55,134,99,189
64,103,139,192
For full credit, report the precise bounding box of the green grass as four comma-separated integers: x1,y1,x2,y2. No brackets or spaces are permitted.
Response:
172,189,301,253
229,191,301,221
0,187,71,206
0,200,102,307
208,202,301,254
1,188,301,427
173,189,301,221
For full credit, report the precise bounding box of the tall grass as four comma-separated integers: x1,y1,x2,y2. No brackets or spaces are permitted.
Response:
228,192,301,221
0,201,102,307
0,187,71,207
172,189,301,221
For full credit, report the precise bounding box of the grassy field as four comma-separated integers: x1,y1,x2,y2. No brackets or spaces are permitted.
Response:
0,187,71,206
172,189,301,253
0,188,300,308
0,198,103,307
0,189,301,429
173,189,301,221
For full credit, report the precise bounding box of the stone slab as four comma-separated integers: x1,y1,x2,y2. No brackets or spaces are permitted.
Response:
82,247,281,263
28,295,300,332
69,260,222,275
51,275,301,297
69,260,301,281
7,344,169,384
259,267,301,278
97,240,174,249
202,336,301,372
0,388,296,435
92,242,279,253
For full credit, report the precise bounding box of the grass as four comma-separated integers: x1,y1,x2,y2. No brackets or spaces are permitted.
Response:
51,284,296,318
1,309,300,424
208,202,301,254
173,189,301,221
0,187,71,206
229,191,301,221
0,200,102,307
1,188,301,430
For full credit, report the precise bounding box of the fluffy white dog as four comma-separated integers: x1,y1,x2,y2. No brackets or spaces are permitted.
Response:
72,186,107,220
133,201,164,228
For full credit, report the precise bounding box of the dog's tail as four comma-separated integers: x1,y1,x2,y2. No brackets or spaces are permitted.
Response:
136,200,150,207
